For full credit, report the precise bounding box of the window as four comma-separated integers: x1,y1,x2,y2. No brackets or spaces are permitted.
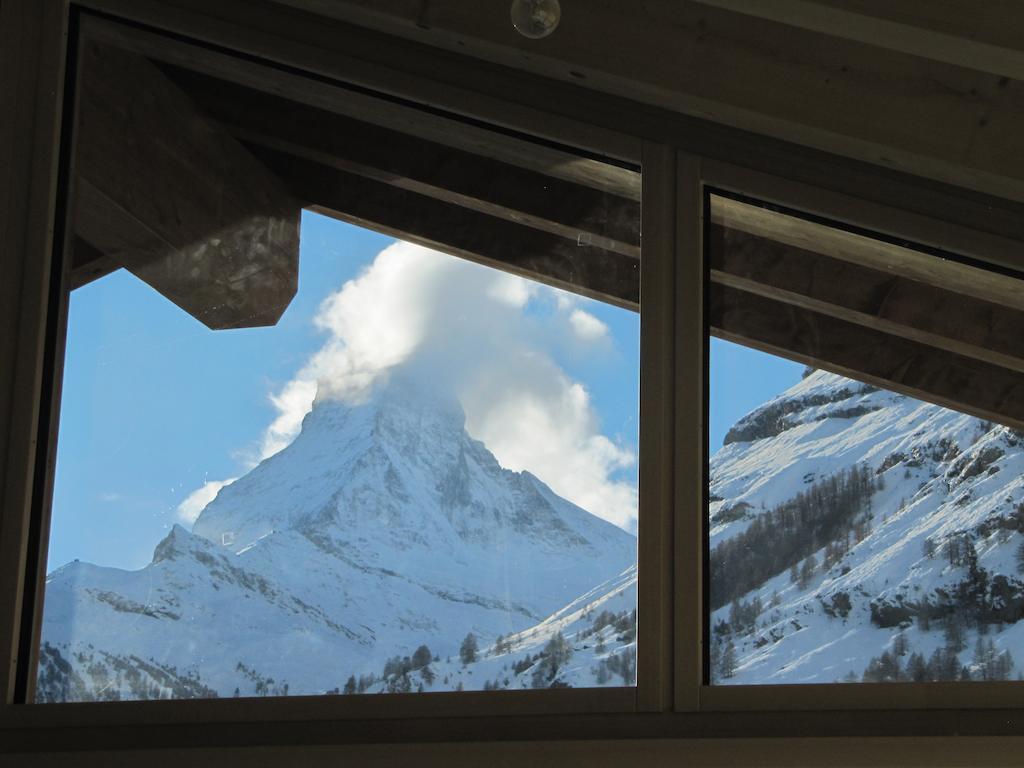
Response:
34,27,642,704
707,191,1024,688
7,3,1024,754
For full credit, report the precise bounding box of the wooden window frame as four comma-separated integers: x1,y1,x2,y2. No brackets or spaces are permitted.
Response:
4,0,1024,754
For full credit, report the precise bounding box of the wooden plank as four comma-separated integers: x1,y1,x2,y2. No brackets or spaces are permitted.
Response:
74,41,301,329
712,269,1024,378
268,0,1024,208
635,142,674,713
69,238,121,291
709,283,1024,431
710,195,1024,311
709,222,1024,375
255,147,640,309
162,67,640,256
0,0,67,709
690,0,1024,82
82,18,642,202
673,151,703,712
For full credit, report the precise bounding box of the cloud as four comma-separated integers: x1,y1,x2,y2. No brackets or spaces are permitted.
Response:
246,238,639,530
176,478,236,524
460,354,637,529
568,309,609,341
97,492,121,503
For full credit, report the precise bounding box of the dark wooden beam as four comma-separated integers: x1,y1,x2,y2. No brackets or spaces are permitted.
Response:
268,0,1024,207
692,0,1024,82
710,283,1024,431
162,67,640,258
709,222,1024,375
255,147,639,310
84,19,642,202
74,41,301,329
68,237,120,291
710,195,1024,310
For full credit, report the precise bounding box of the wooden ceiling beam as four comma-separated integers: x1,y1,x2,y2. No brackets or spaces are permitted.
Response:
710,283,1024,431
709,223,1024,375
690,0,1024,82
83,19,641,202
161,68,640,258
68,237,120,291
710,195,1024,311
73,41,301,329
254,147,640,310
274,0,1024,205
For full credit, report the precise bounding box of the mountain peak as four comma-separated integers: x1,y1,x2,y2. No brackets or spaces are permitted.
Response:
722,371,881,446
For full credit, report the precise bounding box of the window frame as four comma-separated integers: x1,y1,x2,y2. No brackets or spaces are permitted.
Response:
3,7,670,725
692,158,1024,712
4,0,1024,753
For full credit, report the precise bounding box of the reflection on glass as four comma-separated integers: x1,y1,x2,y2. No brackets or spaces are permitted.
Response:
37,215,640,702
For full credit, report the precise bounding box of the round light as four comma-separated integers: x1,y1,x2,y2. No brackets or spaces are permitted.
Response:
510,0,561,39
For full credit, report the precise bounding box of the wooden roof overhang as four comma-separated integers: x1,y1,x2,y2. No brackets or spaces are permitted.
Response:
72,24,1024,429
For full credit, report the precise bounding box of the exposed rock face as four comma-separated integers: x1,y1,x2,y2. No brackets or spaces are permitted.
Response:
722,382,879,445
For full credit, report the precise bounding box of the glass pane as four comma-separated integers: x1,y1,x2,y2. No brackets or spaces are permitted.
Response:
36,37,640,701
39,215,640,701
707,193,1024,685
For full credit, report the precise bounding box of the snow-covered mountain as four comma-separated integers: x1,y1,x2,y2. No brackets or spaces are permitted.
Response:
43,358,1017,700
37,373,637,701
709,368,1024,684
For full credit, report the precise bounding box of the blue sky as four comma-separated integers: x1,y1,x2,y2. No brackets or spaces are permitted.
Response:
48,211,800,572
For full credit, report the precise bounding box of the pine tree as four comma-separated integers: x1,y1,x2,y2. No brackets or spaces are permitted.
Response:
412,644,432,670
943,614,966,653
343,674,357,695
720,640,738,679
798,555,817,589
420,665,435,686
460,632,479,665
709,639,722,683
922,537,936,559
906,652,929,682
892,634,909,658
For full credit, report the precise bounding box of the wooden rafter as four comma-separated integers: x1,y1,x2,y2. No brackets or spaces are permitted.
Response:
73,41,301,329
84,19,642,202
163,67,640,258
255,147,640,310
710,283,1024,431
709,222,1024,375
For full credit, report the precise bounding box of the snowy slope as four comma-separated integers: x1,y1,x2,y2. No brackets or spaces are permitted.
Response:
709,369,1024,684
39,372,636,700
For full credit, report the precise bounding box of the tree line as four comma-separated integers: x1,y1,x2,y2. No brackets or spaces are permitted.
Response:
709,465,877,609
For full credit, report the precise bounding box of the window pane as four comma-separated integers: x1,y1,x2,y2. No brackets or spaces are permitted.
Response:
708,193,1024,685
36,37,640,701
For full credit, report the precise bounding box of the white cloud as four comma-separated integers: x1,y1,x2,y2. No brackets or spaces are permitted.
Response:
239,237,638,531
486,270,536,307
259,378,319,462
461,356,638,530
176,478,236,524
568,309,609,341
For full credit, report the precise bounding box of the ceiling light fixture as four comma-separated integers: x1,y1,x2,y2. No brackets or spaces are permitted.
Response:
510,0,561,39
